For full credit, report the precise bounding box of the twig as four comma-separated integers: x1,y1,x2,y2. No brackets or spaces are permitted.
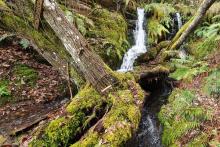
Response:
67,62,73,99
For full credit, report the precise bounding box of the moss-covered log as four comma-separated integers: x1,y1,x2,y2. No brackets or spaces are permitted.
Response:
30,73,145,147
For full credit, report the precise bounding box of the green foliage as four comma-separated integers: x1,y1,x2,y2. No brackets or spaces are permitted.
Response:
195,22,220,41
193,36,218,59
19,38,30,49
187,133,209,147
13,64,38,86
159,89,212,146
88,7,129,68
169,57,209,82
0,80,11,106
202,69,220,97
0,81,10,97
144,3,176,44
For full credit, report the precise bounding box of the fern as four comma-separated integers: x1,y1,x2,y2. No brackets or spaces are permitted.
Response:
169,57,208,81
162,120,200,146
159,89,211,146
187,133,209,147
195,15,220,41
202,69,220,97
19,38,30,49
144,3,176,44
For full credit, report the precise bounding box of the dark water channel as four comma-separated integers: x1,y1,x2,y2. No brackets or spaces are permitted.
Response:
128,78,173,147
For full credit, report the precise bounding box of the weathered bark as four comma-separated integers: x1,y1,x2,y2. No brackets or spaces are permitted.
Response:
33,0,44,30
168,0,216,50
42,0,118,94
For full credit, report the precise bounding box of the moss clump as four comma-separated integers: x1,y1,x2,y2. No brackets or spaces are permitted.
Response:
70,80,144,146
13,64,38,86
30,84,105,147
0,135,6,145
66,84,103,114
159,89,212,146
87,7,129,69
0,79,11,106
30,113,85,147
70,131,99,147
202,69,220,97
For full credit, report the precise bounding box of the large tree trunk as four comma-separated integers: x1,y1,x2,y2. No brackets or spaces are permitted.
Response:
42,0,118,94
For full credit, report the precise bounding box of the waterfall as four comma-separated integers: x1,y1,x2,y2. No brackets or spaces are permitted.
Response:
176,13,182,30
118,8,147,72
176,13,187,59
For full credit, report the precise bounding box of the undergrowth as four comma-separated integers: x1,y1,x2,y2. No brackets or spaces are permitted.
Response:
159,89,212,146
144,3,176,44
169,56,209,82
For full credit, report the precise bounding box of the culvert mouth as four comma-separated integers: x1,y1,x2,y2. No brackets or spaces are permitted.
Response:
138,71,169,92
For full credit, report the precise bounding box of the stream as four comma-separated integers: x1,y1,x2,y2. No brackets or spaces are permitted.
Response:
132,80,173,147
119,8,178,147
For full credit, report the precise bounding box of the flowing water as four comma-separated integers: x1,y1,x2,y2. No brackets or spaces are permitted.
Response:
118,8,147,72
176,13,187,59
130,79,172,147
176,13,182,30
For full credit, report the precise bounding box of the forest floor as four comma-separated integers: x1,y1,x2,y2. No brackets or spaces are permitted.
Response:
0,38,70,145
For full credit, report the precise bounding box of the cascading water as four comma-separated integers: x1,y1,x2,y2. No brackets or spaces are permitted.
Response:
118,8,147,72
176,13,182,30
176,13,187,59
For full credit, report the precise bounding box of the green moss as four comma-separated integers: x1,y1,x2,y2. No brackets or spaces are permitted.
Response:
87,7,129,68
159,89,212,146
30,113,85,147
0,135,6,145
70,80,144,147
13,64,38,86
70,131,99,147
103,121,132,146
31,85,106,147
202,69,220,97
66,84,103,114
0,79,11,106
0,11,85,87
0,0,8,8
